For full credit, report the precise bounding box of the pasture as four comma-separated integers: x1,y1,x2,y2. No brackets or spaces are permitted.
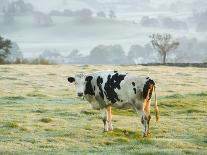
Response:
0,65,206,154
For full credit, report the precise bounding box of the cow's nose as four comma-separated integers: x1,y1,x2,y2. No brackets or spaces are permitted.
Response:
78,93,83,97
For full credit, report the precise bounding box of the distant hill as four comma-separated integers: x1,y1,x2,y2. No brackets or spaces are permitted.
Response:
0,14,146,57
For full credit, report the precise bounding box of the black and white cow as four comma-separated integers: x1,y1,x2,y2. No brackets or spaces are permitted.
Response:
68,71,159,137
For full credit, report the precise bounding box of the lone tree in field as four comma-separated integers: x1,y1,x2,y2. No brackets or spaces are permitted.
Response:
149,33,179,64
109,10,116,19
0,36,12,64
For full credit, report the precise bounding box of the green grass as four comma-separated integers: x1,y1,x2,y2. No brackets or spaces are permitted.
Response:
0,93,206,154
2,96,26,100
0,65,206,154
3,121,19,128
39,118,53,123
26,93,48,98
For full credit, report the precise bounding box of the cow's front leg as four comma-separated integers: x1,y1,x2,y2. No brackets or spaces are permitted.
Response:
100,108,109,132
107,106,113,131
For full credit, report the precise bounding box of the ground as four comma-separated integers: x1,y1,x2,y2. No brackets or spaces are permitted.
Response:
0,65,206,155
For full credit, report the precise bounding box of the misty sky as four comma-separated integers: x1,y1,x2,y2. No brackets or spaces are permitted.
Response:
25,0,206,13
1,0,207,58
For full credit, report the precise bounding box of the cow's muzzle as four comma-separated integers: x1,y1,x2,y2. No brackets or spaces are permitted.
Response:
77,93,83,97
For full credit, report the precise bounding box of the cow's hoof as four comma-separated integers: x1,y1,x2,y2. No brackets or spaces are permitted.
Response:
142,133,148,137
103,129,109,133
108,126,113,131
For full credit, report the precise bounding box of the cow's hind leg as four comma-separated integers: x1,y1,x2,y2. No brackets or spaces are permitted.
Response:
141,100,151,137
141,113,151,137
107,106,113,131
100,108,109,132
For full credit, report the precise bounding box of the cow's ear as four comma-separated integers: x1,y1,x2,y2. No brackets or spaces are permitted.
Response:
68,77,75,83
85,76,93,81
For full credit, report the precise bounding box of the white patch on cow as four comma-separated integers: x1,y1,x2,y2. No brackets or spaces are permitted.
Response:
74,73,86,96
113,76,146,107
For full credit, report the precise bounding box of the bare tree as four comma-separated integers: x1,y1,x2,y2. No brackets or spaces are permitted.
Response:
0,36,12,64
149,33,179,64
109,10,116,19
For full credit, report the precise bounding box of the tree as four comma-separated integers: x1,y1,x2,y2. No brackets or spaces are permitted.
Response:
63,9,73,17
161,17,188,30
7,0,34,15
68,49,81,58
0,0,9,13
0,36,12,64
67,49,85,64
6,42,23,63
149,33,179,64
127,44,154,64
3,11,15,25
97,11,106,18
76,8,93,23
34,11,53,27
88,45,126,64
109,10,116,19
140,16,159,27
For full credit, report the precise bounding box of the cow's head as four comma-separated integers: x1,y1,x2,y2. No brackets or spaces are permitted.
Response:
68,73,86,97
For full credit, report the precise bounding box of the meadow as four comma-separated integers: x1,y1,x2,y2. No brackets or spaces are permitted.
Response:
0,65,206,154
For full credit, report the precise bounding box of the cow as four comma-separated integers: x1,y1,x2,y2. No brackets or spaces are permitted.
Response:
67,71,159,137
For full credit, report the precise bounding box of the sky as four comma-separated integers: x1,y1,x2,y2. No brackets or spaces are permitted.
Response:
21,0,205,13
1,0,207,60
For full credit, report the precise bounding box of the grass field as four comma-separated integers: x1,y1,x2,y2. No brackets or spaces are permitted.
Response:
0,65,206,154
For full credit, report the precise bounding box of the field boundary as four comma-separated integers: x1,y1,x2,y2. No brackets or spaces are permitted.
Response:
141,63,207,68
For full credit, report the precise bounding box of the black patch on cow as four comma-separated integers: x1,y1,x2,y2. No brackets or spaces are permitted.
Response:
85,76,93,81
132,82,135,87
97,76,104,99
93,86,96,91
84,76,95,96
114,70,118,73
143,79,155,100
104,73,126,103
133,88,137,94
121,100,123,102
68,77,75,83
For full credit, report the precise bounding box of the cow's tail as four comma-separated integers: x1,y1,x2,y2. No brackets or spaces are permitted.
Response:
154,86,160,123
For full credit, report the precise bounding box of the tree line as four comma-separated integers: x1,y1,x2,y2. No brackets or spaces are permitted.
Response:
0,0,116,27
1,33,207,64
0,33,180,64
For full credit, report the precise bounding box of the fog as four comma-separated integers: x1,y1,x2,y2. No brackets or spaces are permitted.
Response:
0,0,207,63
